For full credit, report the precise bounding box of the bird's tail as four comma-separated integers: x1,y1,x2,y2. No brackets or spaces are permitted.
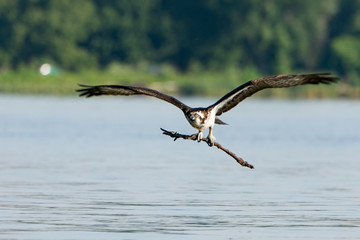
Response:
215,117,228,125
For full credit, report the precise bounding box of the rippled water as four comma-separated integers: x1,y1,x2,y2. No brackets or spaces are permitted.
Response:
1,95,359,239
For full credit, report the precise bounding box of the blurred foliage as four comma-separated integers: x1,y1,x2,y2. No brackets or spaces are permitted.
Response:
1,63,350,98
1,0,360,93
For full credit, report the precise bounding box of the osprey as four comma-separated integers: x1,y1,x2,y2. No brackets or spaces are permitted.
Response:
77,73,338,146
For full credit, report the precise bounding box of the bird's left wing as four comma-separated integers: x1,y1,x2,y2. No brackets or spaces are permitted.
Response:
77,84,190,112
210,73,338,116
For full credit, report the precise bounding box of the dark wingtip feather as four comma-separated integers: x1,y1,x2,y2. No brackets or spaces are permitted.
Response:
307,73,339,85
76,84,96,97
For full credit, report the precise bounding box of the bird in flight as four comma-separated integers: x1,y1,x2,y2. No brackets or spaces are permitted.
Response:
77,73,337,146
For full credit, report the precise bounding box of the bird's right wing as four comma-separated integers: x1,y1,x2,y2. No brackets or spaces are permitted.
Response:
77,84,191,112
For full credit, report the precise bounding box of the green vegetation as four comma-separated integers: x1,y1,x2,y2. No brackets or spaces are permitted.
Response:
0,0,360,97
0,64,349,98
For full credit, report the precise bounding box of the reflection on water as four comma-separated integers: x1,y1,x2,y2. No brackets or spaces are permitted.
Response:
0,95,359,239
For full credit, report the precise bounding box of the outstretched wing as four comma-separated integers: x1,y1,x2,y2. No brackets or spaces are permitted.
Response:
77,84,191,112
211,73,338,116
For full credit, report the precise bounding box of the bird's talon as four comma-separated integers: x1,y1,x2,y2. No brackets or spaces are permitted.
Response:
196,132,203,142
207,135,216,147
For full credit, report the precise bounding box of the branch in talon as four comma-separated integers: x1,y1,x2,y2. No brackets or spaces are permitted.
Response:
160,128,254,169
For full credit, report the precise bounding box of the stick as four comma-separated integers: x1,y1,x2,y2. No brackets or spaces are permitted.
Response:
160,128,254,169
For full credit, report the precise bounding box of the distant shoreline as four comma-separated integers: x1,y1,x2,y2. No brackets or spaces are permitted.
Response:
0,67,357,98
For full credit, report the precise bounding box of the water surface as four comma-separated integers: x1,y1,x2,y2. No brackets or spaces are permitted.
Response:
1,95,359,239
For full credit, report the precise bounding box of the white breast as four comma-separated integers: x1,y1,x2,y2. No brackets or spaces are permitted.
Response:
186,109,217,131
203,109,216,129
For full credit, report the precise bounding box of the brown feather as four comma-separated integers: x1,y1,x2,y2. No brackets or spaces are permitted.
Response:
215,117,227,125
210,73,338,116
77,73,338,119
77,84,191,112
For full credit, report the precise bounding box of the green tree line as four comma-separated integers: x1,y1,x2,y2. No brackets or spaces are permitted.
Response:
1,0,360,86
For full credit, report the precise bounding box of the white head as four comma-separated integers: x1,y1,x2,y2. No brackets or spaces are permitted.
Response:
190,111,203,120
186,111,205,129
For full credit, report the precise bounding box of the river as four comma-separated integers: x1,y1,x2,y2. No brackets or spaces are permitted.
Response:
1,95,359,239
